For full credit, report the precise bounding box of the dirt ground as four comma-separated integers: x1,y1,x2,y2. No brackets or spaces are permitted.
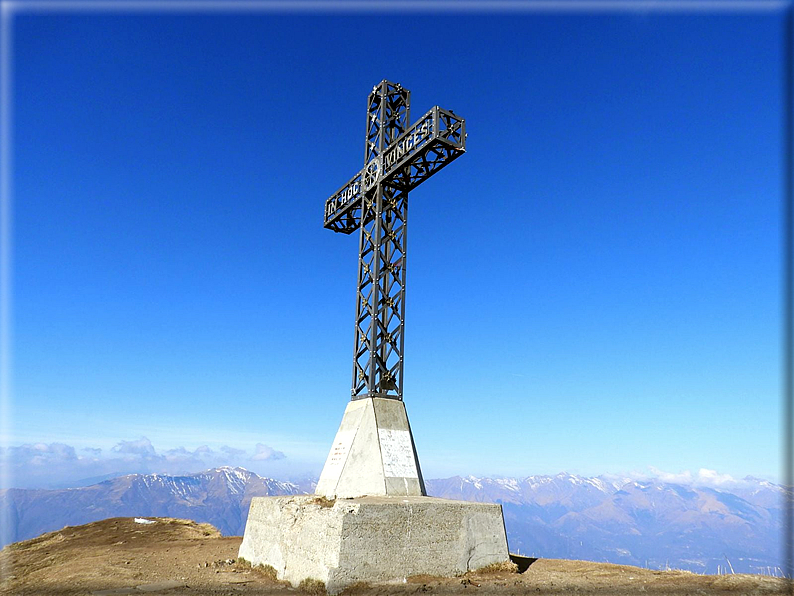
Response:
0,517,788,596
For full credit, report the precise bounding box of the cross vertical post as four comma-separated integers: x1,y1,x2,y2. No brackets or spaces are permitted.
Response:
324,80,467,402
354,81,410,399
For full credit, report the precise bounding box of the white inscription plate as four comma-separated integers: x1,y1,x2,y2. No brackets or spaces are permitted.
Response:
322,429,355,478
378,429,418,478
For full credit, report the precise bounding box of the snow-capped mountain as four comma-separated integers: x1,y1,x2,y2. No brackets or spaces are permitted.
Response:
0,466,303,545
1,469,784,576
428,472,619,508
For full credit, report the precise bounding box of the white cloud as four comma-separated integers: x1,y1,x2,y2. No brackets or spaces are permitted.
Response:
2,438,288,489
112,437,158,459
163,446,207,463
251,443,286,461
2,442,78,466
697,468,737,486
647,467,693,484
630,467,742,488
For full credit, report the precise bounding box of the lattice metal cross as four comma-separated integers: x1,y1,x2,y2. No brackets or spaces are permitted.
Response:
324,80,466,400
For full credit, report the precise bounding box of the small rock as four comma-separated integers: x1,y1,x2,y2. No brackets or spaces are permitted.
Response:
133,518,156,525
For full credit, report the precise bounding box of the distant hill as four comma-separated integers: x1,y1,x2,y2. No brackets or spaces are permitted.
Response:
0,468,784,576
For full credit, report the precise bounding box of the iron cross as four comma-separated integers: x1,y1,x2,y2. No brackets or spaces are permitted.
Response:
324,80,466,400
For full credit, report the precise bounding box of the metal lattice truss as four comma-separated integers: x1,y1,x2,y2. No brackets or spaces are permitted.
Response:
323,80,466,400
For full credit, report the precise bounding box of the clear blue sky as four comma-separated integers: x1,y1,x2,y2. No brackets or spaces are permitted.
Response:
3,3,787,487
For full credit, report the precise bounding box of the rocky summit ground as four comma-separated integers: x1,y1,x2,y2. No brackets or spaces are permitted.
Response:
0,517,788,596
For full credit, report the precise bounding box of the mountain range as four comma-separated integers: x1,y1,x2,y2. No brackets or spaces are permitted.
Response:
426,474,783,575
1,467,784,576
1,467,304,541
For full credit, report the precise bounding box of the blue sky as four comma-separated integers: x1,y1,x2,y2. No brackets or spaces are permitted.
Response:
2,2,787,488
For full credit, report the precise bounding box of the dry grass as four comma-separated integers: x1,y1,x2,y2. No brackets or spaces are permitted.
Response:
310,496,336,508
339,580,372,594
254,563,280,581
473,560,519,575
235,559,282,582
406,574,442,583
298,577,327,595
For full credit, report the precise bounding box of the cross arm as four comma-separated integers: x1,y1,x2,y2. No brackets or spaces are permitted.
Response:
376,107,466,193
324,170,364,234
323,106,465,234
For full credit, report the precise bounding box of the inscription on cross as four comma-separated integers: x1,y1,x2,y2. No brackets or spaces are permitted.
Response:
324,80,466,400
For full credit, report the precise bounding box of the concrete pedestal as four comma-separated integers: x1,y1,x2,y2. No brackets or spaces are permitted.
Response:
238,495,509,594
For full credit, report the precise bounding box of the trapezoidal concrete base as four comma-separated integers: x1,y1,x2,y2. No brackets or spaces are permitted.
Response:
238,495,509,594
315,397,426,499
